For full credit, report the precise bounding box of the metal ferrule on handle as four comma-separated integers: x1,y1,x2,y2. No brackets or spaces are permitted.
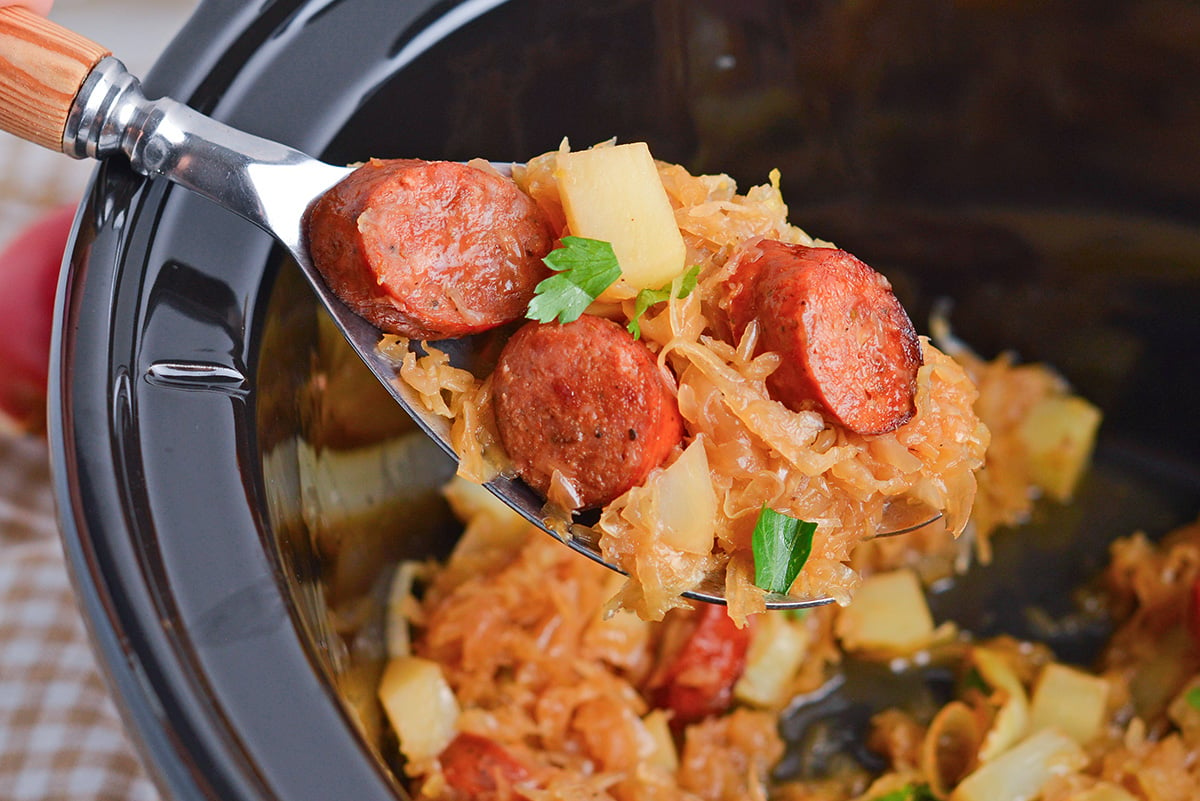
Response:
57,55,349,250
62,55,141,162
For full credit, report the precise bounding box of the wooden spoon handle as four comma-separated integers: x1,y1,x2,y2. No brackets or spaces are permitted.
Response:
0,6,110,152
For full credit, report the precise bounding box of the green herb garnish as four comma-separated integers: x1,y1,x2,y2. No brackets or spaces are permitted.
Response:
1185,685,1200,711
874,783,937,801
627,264,701,339
751,506,816,594
961,667,991,695
526,236,621,324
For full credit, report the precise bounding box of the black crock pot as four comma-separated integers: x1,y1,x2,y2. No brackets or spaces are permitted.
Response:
50,1,1200,800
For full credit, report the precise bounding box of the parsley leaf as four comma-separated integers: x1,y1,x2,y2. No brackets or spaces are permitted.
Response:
961,667,991,695
627,264,701,339
1186,686,1200,710
751,506,817,594
526,236,621,324
874,784,937,801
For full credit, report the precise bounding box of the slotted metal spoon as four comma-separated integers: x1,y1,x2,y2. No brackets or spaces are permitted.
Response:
0,7,939,609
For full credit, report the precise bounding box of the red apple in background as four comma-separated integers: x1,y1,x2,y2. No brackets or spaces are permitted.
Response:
0,204,74,434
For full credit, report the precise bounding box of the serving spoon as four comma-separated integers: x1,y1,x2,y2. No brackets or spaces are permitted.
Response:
0,7,939,609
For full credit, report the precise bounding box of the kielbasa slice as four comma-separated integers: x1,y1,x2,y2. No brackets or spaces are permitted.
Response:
439,732,532,797
305,158,554,340
492,314,684,510
724,239,922,435
646,603,754,729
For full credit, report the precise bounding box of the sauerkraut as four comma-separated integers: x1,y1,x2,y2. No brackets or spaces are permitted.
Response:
396,142,991,621
377,477,1200,801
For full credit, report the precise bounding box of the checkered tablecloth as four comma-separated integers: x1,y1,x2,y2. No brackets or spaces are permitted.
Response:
1,2,198,798
0,432,159,801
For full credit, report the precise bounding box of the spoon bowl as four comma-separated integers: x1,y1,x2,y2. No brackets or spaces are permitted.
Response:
1,6,937,609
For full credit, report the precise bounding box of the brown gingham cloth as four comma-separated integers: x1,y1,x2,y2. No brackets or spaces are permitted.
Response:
0,429,159,801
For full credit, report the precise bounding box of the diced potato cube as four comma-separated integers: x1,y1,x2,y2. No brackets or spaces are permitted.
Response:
651,438,717,554
951,728,1087,801
378,656,460,762
835,569,935,655
641,709,679,772
734,611,811,708
1029,663,1110,745
1016,395,1101,501
556,142,687,293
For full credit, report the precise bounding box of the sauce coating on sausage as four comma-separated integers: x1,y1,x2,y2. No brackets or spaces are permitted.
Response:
646,604,754,729
305,158,554,340
492,314,684,510
439,732,532,797
725,239,922,435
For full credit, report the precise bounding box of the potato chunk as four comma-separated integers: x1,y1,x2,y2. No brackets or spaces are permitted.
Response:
951,728,1087,801
1017,395,1101,501
734,611,811,708
835,569,936,655
378,656,459,762
556,142,686,294
1029,663,1109,745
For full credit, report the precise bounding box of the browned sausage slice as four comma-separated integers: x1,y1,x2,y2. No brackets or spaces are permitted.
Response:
725,239,922,435
492,314,684,510
305,158,554,340
439,732,532,797
646,603,755,729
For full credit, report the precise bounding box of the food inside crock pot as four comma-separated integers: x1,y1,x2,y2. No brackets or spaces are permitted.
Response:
296,141,1200,800
307,140,1006,621
360,347,1178,800
368,480,1200,801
